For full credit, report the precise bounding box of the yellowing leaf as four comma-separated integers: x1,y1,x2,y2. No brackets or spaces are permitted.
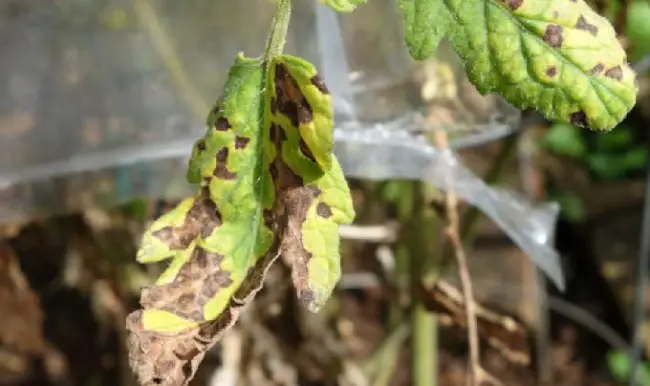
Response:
127,52,355,385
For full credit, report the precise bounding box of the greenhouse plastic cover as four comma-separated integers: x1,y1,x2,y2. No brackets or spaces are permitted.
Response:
0,0,563,289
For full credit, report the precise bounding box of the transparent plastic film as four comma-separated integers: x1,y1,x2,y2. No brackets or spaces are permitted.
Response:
333,124,565,291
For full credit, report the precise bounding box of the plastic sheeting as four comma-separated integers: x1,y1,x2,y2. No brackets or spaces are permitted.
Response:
0,0,562,288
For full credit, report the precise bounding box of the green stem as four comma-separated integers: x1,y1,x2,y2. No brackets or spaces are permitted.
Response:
407,183,438,386
264,0,292,60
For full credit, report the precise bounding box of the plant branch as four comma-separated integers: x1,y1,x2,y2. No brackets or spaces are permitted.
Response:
424,133,517,287
432,129,501,386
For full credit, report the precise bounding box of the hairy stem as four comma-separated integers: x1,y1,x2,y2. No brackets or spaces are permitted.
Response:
264,0,292,60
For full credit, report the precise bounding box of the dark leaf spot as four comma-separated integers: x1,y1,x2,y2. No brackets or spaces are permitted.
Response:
590,63,605,75
575,15,598,36
234,136,251,149
504,0,522,10
214,147,237,180
543,25,564,48
299,138,317,163
215,117,231,131
269,123,279,143
270,97,278,116
310,75,330,94
210,270,233,287
307,185,322,197
194,250,208,269
545,66,557,77
181,361,193,378
269,163,279,181
316,202,333,218
263,209,274,229
196,139,206,152
569,111,589,128
604,66,623,81
274,62,314,127
177,293,196,307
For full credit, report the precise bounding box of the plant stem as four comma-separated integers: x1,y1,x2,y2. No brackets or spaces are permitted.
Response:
424,133,518,287
406,182,438,386
264,0,292,61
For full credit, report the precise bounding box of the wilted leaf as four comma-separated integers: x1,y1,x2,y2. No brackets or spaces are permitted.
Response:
127,53,355,385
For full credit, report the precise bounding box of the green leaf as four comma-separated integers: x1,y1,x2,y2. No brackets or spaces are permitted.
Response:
399,0,638,131
622,147,648,170
607,350,650,384
587,153,626,179
541,123,586,158
398,0,450,59
549,192,585,222
319,0,367,12
627,0,650,61
594,125,633,151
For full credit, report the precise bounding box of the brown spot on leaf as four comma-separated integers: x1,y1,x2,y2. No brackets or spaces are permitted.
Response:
575,15,598,36
604,66,623,81
214,147,237,180
138,245,232,323
209,270,233,289
270,97,278,116
310,74,330,94
150,194,221,250
234,136,250,149
263,209,274,229
269,123,287,144
543,25,564,48
177,293,196,308
307,185,322,197
504,0,522,10
215,117,231,131
269,163,279,181
196,139,206,152
590,63,605,75
299,138,317,163
274,63,314,127
570,111,589,128
279,185,317,310
269,123,279,143
546,66,557,77
316,202,333,218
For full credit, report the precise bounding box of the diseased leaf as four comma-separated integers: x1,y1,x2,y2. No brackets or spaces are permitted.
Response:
127,52,355,385
319,0,367,12
127,56,277,386
399,0,638,131
268,55,355,312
